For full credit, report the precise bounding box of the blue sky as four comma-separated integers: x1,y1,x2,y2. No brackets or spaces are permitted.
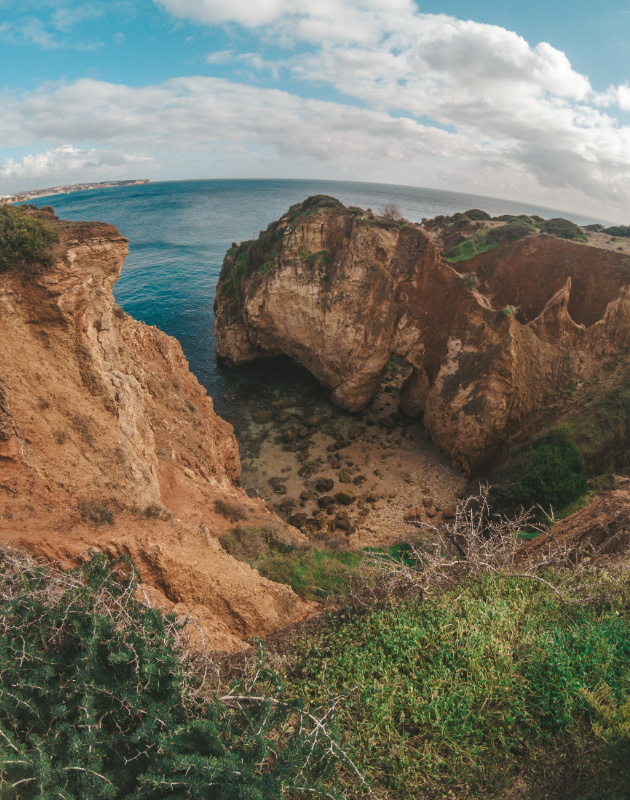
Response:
1,0,630,219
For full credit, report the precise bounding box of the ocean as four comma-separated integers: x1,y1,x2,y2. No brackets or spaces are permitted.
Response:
29,178,605,418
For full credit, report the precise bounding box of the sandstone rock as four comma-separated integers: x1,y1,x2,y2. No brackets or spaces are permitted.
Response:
336,512,351,530
0,211,313,652
272,399,295,409
335,491,356,505
288,512,309,529
215,196,630,474
317,495,336,508
517,489,630,563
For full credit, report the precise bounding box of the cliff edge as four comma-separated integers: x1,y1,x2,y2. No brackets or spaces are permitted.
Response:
0,207,314,650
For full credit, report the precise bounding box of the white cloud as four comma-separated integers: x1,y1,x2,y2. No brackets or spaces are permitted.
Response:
148,0,630,218
0,144,153,181
155,0,412,29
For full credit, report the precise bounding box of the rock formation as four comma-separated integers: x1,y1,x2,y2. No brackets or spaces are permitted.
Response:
214,196,630,475
0,208,314,651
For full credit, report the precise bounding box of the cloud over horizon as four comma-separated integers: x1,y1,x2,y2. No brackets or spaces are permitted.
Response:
2,0,630,220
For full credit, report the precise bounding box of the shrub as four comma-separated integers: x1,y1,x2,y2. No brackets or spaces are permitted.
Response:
461,271,479,288
80,503,115,525
143,503,173,521
496,426,588,511
463,208,491,220
377,202,403,222
0,548,345,799
0,206,58,274
214,498,248,522
487,222,533,244
539,217,587,240
602,225,630,237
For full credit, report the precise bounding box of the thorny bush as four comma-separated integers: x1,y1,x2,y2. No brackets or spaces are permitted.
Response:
0,546,358,799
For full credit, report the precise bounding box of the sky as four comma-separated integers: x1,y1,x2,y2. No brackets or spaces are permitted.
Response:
1,1,630,220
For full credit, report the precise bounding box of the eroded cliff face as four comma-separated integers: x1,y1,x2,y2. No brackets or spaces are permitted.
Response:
214,196,630,475
0,209,314,650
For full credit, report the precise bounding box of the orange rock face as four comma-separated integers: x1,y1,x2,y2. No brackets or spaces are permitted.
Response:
214,197,630,475
0,210,314,651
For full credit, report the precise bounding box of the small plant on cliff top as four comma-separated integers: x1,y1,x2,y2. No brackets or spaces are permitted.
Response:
0,206,58,274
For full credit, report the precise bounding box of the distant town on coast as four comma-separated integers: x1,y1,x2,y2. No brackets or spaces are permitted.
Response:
0,178,150,205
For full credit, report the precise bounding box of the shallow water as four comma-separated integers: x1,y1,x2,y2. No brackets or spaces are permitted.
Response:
28,179,601,537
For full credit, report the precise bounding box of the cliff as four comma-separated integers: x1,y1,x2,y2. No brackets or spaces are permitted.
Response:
0,208,314,651
214,197,630,475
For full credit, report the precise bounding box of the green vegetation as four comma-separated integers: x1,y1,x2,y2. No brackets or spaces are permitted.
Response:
443,232,498,264
285,574,630,798
213,497,249,522
219,524,363,603
463,208,491,220
0,549,344,799
539,218,587,241
80,502,115,525
219,196,341,296
494,426,588,512
487,221,535,244
0,205,58,274
568,375,630,475
602,225,630,238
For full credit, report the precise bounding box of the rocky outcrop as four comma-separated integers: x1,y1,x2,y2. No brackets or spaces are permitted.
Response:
214,196,630,475
0,209,314,651
517,482,630,564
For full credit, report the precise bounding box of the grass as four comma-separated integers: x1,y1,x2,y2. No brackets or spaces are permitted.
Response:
80,503,115,525
214,498,249,522
219,524,365,603
0,206,58,274
284,573,630,798
443,233,498,264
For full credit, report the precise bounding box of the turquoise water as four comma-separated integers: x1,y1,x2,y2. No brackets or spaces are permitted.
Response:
29,178,605,418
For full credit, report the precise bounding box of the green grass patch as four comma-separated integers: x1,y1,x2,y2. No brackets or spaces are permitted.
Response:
219,524,364,603
443,233,498,264
0,206,58,273
285,574,630,798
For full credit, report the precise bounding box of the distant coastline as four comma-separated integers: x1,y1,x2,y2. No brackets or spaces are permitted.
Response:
0,178,150,205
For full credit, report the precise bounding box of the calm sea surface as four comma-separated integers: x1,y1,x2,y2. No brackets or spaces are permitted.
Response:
30,179,606,418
